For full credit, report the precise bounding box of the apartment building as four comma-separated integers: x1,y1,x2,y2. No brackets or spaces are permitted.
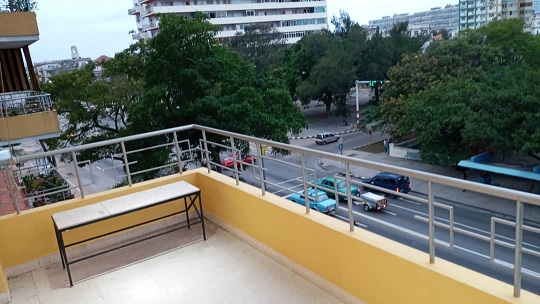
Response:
459,0,534,33
368,5,459,38
128,0,328,43
532,0,540,34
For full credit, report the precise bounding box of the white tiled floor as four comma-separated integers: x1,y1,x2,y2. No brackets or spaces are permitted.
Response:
8,222,342,304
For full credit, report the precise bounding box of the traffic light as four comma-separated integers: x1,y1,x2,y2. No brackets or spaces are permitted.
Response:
368,80,384,87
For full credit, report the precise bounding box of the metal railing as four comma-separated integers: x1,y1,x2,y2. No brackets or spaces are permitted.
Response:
0,91,54,117
1,124,539,297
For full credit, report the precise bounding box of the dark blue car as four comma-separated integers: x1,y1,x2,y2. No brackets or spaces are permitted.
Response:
362,172,411,196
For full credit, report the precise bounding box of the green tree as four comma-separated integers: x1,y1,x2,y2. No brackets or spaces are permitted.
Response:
229,24,287,73
127,14,306,177
331,10,357,39
380,19,540,164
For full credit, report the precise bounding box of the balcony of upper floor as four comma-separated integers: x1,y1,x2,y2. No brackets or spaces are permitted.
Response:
0,125,539,303
0,12,39,49
128,4,144,15
0,91,60,146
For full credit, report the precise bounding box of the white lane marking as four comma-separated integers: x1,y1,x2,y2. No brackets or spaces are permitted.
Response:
392,204,540,252
397,197,421,206
333,214,368,228
275,177,303,185
382,210,397,216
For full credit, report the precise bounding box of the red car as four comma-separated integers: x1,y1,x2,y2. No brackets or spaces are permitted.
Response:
220,154,256,168
220,157,235,168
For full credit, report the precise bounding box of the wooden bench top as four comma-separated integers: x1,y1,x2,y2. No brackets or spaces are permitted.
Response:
52,181,200,231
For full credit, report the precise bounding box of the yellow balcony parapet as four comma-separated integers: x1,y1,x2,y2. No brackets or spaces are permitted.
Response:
0,12,39,49
0,12,39,38
0,169,538,303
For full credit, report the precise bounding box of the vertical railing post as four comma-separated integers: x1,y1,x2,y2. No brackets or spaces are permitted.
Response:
71,151,85,198
428,180,435,263
202,131,211,173
229,136,240,185
490,217,495,263
173,132,184,174
345,163,354,232
513,200,523,297
449,207,454,248
256,143,265,195
120,142,132,187
300,153,309,214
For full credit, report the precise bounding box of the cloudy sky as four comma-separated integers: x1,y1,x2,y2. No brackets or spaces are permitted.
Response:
30,0,453,62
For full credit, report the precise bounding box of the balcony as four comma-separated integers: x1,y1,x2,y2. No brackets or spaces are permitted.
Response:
0,91,60,145
128,5,143,16
0,125,539,303
0,12,39,49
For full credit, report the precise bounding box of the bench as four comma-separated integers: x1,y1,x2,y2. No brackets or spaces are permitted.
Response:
52,181,205,286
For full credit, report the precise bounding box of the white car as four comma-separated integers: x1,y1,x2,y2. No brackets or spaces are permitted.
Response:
315,132,340,145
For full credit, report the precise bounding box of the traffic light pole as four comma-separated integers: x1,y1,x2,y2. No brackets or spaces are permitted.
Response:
355,80,387,129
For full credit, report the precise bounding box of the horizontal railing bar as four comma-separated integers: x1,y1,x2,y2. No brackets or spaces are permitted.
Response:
192,125,540,206
4,123,540,206
8,125,195,163
416,215,493,242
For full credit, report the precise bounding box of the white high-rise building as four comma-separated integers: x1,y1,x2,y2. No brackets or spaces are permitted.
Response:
532,0,540,34
368,5,459,38
458,0,534,33
128,0,328,43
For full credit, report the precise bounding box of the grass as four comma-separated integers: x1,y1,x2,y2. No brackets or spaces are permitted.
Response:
355,141,385,154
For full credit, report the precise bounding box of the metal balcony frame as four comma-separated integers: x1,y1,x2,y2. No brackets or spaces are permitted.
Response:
1,124,539,297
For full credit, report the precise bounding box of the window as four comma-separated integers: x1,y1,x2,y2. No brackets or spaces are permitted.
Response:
245,10,255,16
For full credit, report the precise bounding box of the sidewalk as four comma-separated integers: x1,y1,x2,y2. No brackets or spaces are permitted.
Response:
318,146,540,226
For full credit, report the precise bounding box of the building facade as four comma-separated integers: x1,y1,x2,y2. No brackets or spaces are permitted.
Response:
458,0,534,33
368,5,459,38
128,0,328,43
533,0,540,34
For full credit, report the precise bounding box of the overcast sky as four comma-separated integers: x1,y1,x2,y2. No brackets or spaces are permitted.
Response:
30,0,453,63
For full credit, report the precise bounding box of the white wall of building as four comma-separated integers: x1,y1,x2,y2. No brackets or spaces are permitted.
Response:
129,0,328,43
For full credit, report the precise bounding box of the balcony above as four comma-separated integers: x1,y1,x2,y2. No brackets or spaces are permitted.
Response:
128,5,143,15
0,12,39,49
0,91,60,145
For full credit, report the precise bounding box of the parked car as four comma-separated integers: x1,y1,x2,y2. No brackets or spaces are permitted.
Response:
315,132,340,145
231,153,256,165
354,191,388,212
315,176,359,200
361,172,411,197
220,157,235,168
287,188,337,214
220,153,256,168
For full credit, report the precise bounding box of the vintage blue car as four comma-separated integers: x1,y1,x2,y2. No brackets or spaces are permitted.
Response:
315,176,359,200
287,188,337,214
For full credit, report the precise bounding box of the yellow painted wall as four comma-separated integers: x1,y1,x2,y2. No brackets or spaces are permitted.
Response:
0,259,6,295
196,171,540,304
0,168,538,303
0,12,39,37
0,111,60,142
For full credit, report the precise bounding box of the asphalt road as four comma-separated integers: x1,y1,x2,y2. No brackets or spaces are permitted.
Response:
230,140,540,295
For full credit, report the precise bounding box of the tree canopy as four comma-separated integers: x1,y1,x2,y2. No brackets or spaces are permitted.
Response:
377,19,540,164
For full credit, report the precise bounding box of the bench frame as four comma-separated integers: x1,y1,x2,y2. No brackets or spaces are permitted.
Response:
52,181,206,286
